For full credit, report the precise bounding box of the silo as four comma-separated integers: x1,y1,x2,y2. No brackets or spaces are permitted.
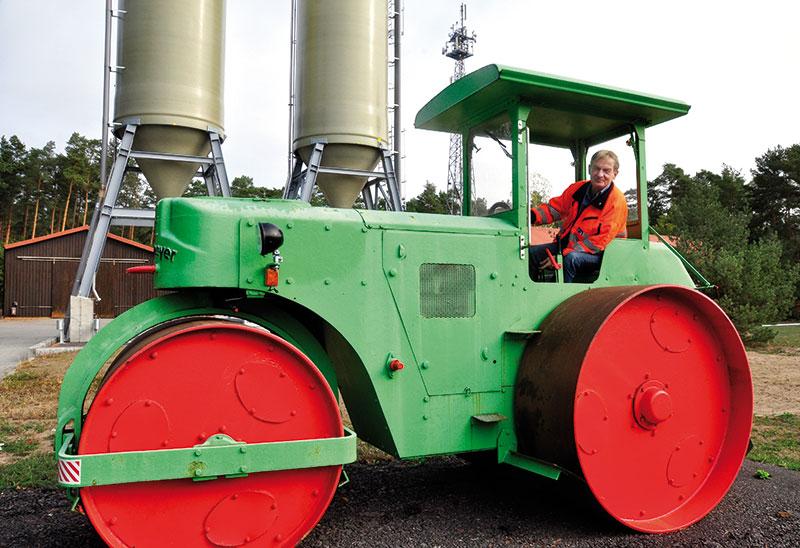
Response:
293,0,388,208
114,0,226,200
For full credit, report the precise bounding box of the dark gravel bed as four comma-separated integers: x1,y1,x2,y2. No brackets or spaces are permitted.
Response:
1,458,797,548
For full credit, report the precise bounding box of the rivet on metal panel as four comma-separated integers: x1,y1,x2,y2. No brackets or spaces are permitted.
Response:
421,360,430,369
324,279,331,285
388,268,398,277
324,225,331,231
150,352,158,360
286,277,294,284
287,222,294,229
490,272,498,279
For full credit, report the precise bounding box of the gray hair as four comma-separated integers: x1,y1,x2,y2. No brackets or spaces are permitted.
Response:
590,150,619,171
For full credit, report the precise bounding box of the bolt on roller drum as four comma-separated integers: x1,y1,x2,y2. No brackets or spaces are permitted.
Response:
514,285,752,532
114,0,226,200
293,0,388,208
78,320,342,547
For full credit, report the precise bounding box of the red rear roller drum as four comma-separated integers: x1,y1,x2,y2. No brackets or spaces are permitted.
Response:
514,285,752,532
78,320,342,547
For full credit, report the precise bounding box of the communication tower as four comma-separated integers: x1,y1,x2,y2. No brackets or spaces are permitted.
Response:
443,3,476,214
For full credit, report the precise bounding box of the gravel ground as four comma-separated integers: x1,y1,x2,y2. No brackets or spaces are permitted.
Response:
1,457,797,548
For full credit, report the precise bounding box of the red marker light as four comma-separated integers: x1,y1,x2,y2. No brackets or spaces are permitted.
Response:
265,268,279,287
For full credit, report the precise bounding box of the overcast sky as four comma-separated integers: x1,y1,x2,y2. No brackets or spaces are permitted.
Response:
1,0,799,203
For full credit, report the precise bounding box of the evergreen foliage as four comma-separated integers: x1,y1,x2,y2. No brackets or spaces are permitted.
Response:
655,161,800,341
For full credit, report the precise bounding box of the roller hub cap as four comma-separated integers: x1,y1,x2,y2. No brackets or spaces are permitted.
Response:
634,380,673,429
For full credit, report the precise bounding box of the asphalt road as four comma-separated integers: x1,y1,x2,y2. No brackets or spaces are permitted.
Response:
0,317,59,380
1,457,797,547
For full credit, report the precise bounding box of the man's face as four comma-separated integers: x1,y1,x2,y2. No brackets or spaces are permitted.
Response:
590,157,618,191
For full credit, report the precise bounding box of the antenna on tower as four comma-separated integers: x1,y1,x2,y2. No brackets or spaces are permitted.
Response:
443,3,476,214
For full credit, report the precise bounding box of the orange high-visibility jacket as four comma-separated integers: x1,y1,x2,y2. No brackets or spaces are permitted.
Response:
531,180,628,255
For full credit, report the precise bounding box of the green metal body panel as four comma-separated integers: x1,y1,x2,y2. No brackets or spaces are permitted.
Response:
57,63,698,486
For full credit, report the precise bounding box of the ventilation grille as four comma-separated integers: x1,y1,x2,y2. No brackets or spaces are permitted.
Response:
419,263,476,318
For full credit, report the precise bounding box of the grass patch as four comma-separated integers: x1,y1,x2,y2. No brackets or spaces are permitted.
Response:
0,352,76,488
0,451,58,489
749,413,800,471
768,323,800,347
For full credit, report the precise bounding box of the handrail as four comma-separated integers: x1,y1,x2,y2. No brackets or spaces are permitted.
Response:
649,226,714,290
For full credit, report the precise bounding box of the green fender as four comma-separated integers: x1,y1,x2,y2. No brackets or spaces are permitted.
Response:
55,290,338,456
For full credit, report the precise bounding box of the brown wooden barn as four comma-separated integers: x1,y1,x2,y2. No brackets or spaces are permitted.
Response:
3,226,159,318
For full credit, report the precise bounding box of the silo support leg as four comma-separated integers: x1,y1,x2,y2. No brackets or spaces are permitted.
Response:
66,124,138,341
205,129,230,198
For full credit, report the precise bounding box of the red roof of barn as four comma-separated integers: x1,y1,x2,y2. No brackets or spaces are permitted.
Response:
4,225,153,252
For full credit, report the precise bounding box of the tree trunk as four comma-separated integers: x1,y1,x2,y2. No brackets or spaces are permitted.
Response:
32,176,42,239
61,180,73,232
71,190,80,229
83,172,91,226
4,207,12,245
51,201,57,234
22,204,30,240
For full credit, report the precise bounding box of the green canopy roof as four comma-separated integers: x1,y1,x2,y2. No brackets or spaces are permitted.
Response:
414,64,690,148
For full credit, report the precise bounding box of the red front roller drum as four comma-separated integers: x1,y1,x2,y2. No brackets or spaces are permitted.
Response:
514,285,753,532
78,320,342,547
